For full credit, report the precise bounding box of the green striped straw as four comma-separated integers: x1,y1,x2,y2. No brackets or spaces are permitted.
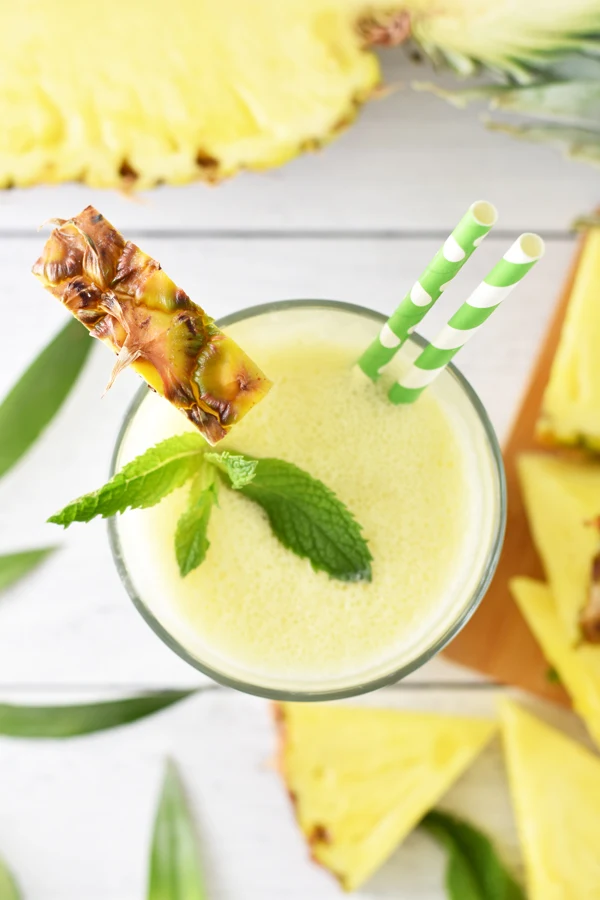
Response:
357,201,498,381
388,233,545,405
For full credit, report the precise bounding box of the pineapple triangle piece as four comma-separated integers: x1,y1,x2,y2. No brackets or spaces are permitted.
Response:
33,207,271,444
510,577,600,749
538,229,600,451
276,702,496,891
518,453,600,641
500,700,600,900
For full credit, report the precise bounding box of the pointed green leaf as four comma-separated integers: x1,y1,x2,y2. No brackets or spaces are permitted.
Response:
0,690,195,738
0,318,93,480
205,450,257,489
175,464,218,577
421,810,525,900
484,119,600,165
415,79,600,130
49,434,206,527
0,854,20,900
226,453,372,582
0,547,56,593
148,760,206,900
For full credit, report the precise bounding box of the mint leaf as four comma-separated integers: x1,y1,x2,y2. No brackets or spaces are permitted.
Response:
421,811,525,900
220,454,372,582
148,760,206,900
0,547,57,593
0,318,93,481
49,433,206,527
0,690,196,738
175,463,218,577
0,854,20,900
205,450,257,489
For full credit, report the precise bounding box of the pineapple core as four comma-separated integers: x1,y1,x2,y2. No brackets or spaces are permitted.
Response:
32,207,271,443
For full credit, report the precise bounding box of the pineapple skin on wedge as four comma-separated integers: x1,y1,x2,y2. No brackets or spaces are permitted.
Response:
32,207,271,443
510,578,600,749
518,453,600,642
276,703,496,892
538,229,600,452
501,700,600,900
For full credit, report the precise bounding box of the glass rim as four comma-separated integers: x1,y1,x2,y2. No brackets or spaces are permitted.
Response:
108,298,507,701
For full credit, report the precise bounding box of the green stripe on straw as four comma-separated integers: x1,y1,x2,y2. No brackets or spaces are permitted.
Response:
357,201,498,381
388,233,545,405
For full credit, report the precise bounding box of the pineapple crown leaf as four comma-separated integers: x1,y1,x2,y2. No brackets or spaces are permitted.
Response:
49,435,372,583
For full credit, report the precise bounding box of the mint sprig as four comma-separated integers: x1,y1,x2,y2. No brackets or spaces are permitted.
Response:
50,435,372,582
175,462,218,577
49,434,206,526
205,450,257,489
421,811,525,900
219,455,372,582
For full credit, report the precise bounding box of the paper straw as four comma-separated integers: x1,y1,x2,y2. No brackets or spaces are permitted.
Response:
357,201,498,381
388,233,545,405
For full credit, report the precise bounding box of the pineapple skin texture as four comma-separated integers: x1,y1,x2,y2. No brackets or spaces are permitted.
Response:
276,703,495,892
0,0,382,189
32,207,271,443
537,229,600,453
501,700,600,900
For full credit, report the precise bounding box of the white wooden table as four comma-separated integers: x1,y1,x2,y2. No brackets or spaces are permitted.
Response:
0,52,597,899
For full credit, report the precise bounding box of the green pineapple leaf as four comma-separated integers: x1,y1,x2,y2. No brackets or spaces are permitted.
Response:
0,853,20,900
421,810,525,900
0,691,196,739
0,547,57,594
175,463,218,577
148,760,206,900
0,318,93,481
49,434,207,527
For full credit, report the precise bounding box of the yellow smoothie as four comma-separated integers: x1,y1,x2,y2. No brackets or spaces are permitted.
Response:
114,304,502,693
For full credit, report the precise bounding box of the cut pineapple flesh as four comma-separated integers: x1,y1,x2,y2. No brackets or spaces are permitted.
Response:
3,0,600,187
33,207,271,443
276,702,495,892
0,0,381,188
501,700,600,900
538,229,600,451
518,453,600,642
510,578,600,749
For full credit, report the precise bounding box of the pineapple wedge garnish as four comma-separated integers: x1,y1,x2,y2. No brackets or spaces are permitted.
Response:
518,454,600,642
276,703,495,891
510,578,600,749
33,207,271,443
501,700,600,900
537,229,600,451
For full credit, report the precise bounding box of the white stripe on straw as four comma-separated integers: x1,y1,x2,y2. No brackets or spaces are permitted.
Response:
388,233,545,405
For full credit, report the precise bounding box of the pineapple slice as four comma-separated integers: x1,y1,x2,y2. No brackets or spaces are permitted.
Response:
276,702,495,891
501,700,600,900
518,454,600,642
510,578,600,749
538,229,600,451
2,0,600,187
32,207,271,443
